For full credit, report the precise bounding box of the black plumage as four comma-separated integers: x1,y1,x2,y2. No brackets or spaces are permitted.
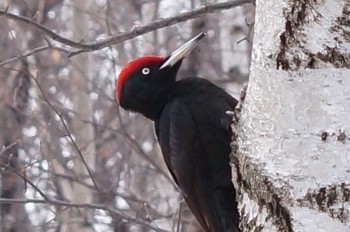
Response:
117,33,240,232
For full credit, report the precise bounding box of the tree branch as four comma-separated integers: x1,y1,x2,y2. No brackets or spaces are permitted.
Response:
0,0,251,56
33,76,100,192
0,198,170,232
0,45,50,66
0,162,48,200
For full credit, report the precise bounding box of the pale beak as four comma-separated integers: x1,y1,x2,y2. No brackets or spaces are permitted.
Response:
159,32,206,70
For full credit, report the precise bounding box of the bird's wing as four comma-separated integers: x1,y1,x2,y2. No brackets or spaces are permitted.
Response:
155,100,209,231
187,94,240,232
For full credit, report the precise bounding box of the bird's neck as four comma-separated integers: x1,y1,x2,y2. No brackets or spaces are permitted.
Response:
137,84,174,120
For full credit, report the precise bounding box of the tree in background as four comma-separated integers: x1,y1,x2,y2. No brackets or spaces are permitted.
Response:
0,0,252,231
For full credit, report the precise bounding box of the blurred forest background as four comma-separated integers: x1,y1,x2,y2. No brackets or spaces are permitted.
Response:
0,0,254,231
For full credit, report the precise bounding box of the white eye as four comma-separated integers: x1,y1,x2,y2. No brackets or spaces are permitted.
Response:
142,67,150,75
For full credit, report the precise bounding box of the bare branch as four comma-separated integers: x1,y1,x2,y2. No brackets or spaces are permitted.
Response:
0,10,91,50
0,45,70,67
0,162,48,200
0,198,171,232
0,0,251,56
0,45,48,66
0,141,19,156
33,76,100,191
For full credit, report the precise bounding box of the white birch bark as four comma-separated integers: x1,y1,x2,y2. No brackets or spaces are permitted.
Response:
232,0,350,231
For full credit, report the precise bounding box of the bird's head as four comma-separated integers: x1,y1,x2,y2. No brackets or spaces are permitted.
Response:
116,32,205,119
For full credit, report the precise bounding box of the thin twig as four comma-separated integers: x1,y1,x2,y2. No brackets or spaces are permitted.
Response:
0,198,170,232
0,0,251,56
0,10,91,50
176,201,183,232
0,163,48,200
0,44,71,67
0,141,19,156
0,45,49,66
33,76,99,191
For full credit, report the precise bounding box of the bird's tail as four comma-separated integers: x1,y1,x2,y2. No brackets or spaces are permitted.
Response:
213,185,241,232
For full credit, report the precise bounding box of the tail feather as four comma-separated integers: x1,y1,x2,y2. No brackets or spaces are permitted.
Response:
214,186,241,232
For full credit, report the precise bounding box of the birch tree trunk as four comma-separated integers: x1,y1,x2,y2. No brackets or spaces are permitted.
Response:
0,61,33,232
233,0,350,231
57,1,96,231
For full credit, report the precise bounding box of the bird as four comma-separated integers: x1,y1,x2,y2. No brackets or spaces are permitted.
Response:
116,32,240,232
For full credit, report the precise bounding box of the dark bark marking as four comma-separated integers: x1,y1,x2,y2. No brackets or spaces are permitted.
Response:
299,184,350,223
276,1,350,70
